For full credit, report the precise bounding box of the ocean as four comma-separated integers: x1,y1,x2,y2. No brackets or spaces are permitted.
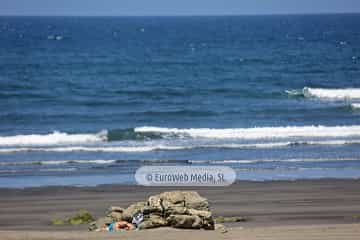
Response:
0,14,360,188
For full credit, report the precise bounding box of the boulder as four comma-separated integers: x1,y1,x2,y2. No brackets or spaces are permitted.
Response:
89,191,214,231
151,191,210,214
187,209,212,219
165,205,187,216
159,191,185,204
108,206,124,213
167,214,203,229
122,201,147,222
183,191,209,211
145,195,163,215
138,215,168,230
107,211,123,221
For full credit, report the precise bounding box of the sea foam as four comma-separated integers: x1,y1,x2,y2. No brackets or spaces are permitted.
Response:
135,125,360,139
1,125,360,147
0,131,107,146
1,139,359,153
0,159,118,166
302,87,360,100
1,156,359,168
351,103,360,109
0,145,185,153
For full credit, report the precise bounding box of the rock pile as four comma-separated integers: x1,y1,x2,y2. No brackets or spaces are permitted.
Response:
89,191,215,231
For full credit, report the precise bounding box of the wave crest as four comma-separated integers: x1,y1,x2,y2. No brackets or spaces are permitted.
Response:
2,125,360,146
0,130,107,146
351,103,360,109
1,139,360,153
135,125,360,139
287,87,360,100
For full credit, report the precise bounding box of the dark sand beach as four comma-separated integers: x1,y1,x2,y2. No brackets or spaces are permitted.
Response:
0,179,360,239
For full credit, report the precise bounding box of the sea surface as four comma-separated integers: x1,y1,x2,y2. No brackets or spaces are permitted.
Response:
0,14,360,188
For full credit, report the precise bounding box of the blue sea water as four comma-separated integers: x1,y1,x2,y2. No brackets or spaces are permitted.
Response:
0,14,360,188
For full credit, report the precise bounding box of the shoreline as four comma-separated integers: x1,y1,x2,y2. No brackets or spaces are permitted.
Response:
1,177,360,190
1,179,360,230
1,179,360,239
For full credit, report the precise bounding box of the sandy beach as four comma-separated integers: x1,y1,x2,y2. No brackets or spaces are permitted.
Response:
0,179,360,239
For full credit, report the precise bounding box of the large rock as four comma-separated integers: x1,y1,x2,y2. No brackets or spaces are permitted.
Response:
183,191,209,211
165,205,187,216
122,201,147,222
157,191,186,216
145,195,163,215
138,215,168,230
159,191,185,204
167,214,203,229
89,191,214,231
147,191,213,229
187,209,212,219
107,211,123,221
108,206,124,213
149,191,210,214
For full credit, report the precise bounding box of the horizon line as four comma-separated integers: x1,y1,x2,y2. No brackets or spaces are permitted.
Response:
1,11,360,18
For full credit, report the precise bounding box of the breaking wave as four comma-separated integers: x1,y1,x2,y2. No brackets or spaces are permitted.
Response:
190,158,360,164
0,159,117,166
0,131,107,146
287,87,360,100
0,159,189,166
0,168,78,174
351,103,360,109
1,139,360,153
0,145,187,153
1,157,359,167
1,125,360,147
134,125,360,139
285,89,305,97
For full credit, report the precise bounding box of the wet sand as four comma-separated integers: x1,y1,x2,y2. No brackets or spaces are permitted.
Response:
0,179,360,239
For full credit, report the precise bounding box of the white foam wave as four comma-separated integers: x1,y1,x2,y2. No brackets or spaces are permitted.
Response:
43,160,117,165
2,156,360,167
190,157,360,164
0,159,118,166
0,145,186,153
351,103,360,109
135,125,360,139
0,159,180,167
0,131,107,146
303,87,360,100
38,168,77,172
285,89,303,96
0,139,360,153
0,168,77,174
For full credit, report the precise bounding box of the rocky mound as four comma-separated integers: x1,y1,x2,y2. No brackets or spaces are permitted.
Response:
89,191,215,231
